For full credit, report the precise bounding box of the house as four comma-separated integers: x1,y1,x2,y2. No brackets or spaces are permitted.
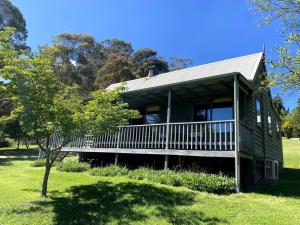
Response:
60,52,283,191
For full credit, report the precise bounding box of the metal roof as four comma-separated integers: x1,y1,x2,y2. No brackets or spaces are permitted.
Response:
107,52,263,93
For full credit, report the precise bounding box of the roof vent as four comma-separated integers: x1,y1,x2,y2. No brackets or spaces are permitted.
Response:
147,66,155,77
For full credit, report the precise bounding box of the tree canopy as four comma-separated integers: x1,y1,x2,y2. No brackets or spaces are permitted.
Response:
50,33,190,95
0,0,27,49
0,28,139,197
251,0,300,91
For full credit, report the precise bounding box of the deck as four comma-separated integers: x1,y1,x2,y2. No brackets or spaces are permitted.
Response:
53,120,253,158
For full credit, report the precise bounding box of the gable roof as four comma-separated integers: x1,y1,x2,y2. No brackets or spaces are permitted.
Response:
107,52,264,93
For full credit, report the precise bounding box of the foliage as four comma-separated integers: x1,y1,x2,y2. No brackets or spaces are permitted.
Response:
0,28,139,197
94,54,135,88
168,56,193,71
52,33,103,95
0,0,27,49
90,165,129,177
282,97,300,138
79,87,140,135
101,39,133,58
2,119,26,149
291,98,300,137
128,168,183,186
282,121,293,138
56,157,90,172
131,48,169,78
0,137,11,147
180,172,235,194
50,33,190,91
250,0,300,91
91,166,235,194
272,95,288,118
30,159,47,167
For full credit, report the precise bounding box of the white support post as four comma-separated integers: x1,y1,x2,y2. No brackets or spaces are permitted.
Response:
234,74,241,192
164,155,169,170
114,153,119,165
165,90,172,170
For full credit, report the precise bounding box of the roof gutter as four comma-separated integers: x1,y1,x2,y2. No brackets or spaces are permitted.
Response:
118,72,253,95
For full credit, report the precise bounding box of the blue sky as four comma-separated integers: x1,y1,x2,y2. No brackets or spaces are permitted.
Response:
10,0,299,110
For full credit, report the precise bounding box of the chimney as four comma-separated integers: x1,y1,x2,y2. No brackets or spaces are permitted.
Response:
147,66,155,77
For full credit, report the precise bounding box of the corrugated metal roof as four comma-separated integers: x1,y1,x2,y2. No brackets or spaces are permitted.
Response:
107,52,263,92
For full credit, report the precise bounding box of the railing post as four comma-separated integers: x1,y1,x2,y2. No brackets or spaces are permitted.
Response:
116,127,121,149
114,153,119,165
165,90,172,170
234,74,241,192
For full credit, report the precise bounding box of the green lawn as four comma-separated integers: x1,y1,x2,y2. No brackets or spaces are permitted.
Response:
0,140,299,225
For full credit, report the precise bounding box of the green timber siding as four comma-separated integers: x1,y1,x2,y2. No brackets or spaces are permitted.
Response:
251,60,283,165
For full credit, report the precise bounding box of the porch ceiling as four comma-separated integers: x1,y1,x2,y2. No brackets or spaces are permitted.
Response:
123,76,234,107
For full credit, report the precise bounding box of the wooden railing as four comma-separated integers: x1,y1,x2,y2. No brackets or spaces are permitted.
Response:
65,120,236,151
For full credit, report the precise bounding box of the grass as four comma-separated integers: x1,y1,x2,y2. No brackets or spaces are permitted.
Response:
0,139,299,224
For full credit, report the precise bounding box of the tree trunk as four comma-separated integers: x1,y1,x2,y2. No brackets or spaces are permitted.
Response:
17,138,20,150
40,154,51,197
25,139,29,150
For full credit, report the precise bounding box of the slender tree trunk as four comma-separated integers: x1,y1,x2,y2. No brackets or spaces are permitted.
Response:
40,153,51,197
24,139,29,150
17,138,20,150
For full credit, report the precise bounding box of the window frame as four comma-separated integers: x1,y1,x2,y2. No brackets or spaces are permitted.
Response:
144,105,161,124
268,113,272,135
256,100,262,127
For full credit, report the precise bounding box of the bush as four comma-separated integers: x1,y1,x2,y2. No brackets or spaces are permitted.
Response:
56,157,90,172
0,137,14,148
0,138,10,148
282,121,293,139
88,165,235,194
180,172,235,194
31,159,46,167
90,165,129,177
31,159,58,167
128,168,182,186
117,166,235,194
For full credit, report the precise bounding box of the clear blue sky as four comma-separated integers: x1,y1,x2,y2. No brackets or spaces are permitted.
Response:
10,0,299,110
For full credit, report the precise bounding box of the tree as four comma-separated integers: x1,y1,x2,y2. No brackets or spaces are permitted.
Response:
0,28,139,197
282,121,293,138
251,0,300,91
168,57,193,71
81,87,140,135
0,0,28,146
272,95,288,118
52,33,104,95
0,0,27,49
101,39,133,58
94,54,135,88
131,48,169,78
291,98,300,137
3,119,24,149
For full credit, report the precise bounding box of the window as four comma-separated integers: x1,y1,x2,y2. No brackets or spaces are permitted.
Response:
194,102,233,121
194,104,211,121
268,113,272,135
256,100,262,127
145,106,160,124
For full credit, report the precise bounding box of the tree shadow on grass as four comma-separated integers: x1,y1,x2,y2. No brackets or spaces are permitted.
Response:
17,181,228,225
248,168,300,199
0,149,38,166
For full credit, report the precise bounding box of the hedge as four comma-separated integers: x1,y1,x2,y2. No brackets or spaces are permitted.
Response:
90,165,235,194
